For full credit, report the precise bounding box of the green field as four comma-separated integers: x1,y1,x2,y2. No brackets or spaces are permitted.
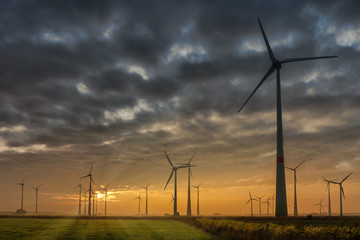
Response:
0,218,215,240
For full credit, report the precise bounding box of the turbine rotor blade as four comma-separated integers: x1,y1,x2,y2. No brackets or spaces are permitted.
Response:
190,168,193,178
258,18,275,61
164,170,174,190
295,160,306,169
245,199,251,205
280,56,337,64
89,162,94,173
341,172,353,183
164,150,174,168
341,186,345,199
238,66,275,113
188,152,196,164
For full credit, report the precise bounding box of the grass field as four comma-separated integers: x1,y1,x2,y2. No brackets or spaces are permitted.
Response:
0,218,216,240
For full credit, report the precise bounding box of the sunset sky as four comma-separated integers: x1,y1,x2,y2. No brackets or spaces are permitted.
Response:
0,0,359,216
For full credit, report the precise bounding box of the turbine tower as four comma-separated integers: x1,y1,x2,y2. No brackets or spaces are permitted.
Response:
31,184,41,215
17,177,25,211
255,195,265,216
83,190,87,215
164,150,188,216
329,172,353,216
321,176,337,216
245,191,258,217
74,182,82,215
238,18,337,217
81,162,94,216
101,183,110,216
314,199,324,215
192,182,202,216
285,160,305,216
141,183,150,216
179,153,196,216
134,192,142,215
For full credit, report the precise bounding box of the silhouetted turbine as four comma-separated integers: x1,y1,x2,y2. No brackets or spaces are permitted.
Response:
74,181,82,215
134,192,142,215
314,199,324,215
101,183,110,216
255,195,265,216
321,176,337,216
238,18,337,217
269,194,275,216
245,191,258,217
81,162,94,216
192,182,202,216
141,183,150,216
329,172,353,216
179,153,197,216
17,177,25,211
285,160,305,216
164,150,188,216
31,184,41,215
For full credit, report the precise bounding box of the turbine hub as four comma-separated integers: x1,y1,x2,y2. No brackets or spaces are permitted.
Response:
273,60,281,69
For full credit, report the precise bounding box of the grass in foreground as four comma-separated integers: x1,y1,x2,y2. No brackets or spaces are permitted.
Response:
192,218,360,240
0,218,216,240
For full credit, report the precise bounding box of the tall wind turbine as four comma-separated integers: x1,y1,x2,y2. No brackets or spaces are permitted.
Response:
263,197,271,216
141,183,150,216
179,153,196,216
314,199,324,215
192,182,202,216
31,184,41,215
329,172,353,216
164,150,188,216
81,162,94,216
285,160,305,216
134,192,142,215
255,195,265,216
321,176,337,216
101,183,110,216
245,191,258,217
17,177,25,211
74,182,82,215
238,18,337,217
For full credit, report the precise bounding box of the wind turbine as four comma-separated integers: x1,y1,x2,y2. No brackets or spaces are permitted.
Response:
179,153,196,216
192,182,202,216
134,192,142,215
285,160,305,216
74,182,82,215
314,199,324,215
238,18,337,217
141,183,150,216
269,194,275,216
255,195,265,216
245,191,258,217
17,177,25,212
164,150,188,216
329,172,353,216
321,176,337,216
81,162,94,216
31,184,41,215
263,197,271,216
101,183,110,216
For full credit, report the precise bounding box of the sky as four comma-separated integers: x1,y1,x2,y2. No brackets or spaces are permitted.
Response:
0,0,359,216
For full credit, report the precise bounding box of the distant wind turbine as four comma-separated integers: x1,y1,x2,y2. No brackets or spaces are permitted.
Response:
169,192,175,206
141,183,150,216
81,162,94,216
192,182,202,216
164,150,188,216
269,194,275,216
74,182,82,215
263,197,271,216
255,195,265,216
31,184,41,215
245,191,258,217
101,183,110,216
321,176,337,216
314,199,324,215
83,190,87,215
179,153,196,216
134,192,142,215
285,160,305,216
329,172,353,216
238,18,337,217
17,177,25,212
